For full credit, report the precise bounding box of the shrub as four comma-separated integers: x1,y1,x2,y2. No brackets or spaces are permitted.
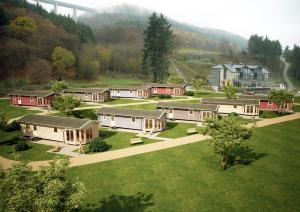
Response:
83,144,91,154
186,91,194,96
89,138,109,152
158,94,171,99
228,112,239,117
15,140,29,151
4,121,20,132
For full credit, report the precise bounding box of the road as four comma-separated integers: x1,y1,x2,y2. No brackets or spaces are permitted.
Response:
281,57,294,91
169,58,187,83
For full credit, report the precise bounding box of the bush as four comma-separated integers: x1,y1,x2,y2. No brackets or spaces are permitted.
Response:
3,121,20,132
83,144,91,154
89,138,109,152
228,112,239,117
186,91,194,96
158,94,171,99
15,140,29,151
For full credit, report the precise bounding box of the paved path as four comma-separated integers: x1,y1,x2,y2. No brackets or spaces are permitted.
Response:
2,113,300,170
281,57,294,91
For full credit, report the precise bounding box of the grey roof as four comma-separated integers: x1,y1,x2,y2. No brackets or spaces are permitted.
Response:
202,98,259,105
212,64,269,74
63,88,108,93
18,114,94,129
8,90,55,97
97,107,164,119
147,83,186,88
109,85,151,90
156,102,218,111
238,95,269,101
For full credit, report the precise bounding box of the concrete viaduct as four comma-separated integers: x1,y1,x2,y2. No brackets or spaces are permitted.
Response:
32,0,96,21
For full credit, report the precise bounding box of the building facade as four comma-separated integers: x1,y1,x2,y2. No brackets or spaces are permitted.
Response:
210,64,270,91
147,83,186,96
156,102,218,121
97,107,166,132
62,88,110,102
238,94,293,113
109,85,152,98
9,91,56,107
202,98,260,118
18,114,99,145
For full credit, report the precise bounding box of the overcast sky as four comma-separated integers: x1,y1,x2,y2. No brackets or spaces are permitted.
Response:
30,0,300,48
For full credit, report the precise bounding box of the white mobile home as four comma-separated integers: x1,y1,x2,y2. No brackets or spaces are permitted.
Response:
62,88,110,102
97,107,166,133
18,114,99,145
109,85,152,98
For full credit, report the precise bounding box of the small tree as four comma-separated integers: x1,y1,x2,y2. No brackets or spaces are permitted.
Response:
53,96,80,116
192,78,204,92
201,116,252,169
167,75,184,84
223,85,239,99
51,80,68,92
269,89,294,114
0,158,86,211
52,47,75,80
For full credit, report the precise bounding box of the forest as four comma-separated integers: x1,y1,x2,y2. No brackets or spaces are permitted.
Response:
284,45,300,83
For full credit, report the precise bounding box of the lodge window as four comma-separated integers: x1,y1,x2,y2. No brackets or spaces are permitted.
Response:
246,106,254,114
189,110,193,115
117,90,120,93
130,90,133,93
86,128,93,140
132,117,136,123
111,116,115,121
85,93,88,96
30,96,33,101
54,127,57,132
13,96,16,100
169,109,173,113
103,115,106,120
33,125,37,131
234,105,237,108
26,124,30,129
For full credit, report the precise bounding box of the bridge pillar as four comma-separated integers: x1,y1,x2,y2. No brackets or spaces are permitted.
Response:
72,7,78,21
54,3,58,14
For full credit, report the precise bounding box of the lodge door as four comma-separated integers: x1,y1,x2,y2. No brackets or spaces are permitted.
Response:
145,119,153,130
37,97,43,106
18,96,21,104
174,88,180,95
66,130,74,143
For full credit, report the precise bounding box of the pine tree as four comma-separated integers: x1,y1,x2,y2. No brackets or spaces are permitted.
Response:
142,13,173,83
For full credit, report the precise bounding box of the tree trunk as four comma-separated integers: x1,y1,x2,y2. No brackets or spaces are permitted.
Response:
220,155,228,170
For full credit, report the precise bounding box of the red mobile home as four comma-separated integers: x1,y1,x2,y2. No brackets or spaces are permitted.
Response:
148,83,186,96
237,94,293,112
9,90,57,107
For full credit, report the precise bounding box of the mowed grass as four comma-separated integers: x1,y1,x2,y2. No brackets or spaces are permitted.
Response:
0,130,57,161
0,99,40,120
102,98,146,105
99,129,160,151
116,103,156,110
67,119,300,211
69,74,144,88
158,122,197,138
294,96,300,104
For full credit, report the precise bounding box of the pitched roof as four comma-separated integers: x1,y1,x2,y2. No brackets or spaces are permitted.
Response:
8,90,55,97
146,83,186,88
156,102,218,111
18,114,95,129
202,98,259,105
212,64,269,74
97,107,164,119
63,88,108,93
109,85,151,90
238,94,269,101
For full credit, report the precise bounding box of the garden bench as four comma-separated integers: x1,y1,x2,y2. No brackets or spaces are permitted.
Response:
130,138,144,145
187,128,197,134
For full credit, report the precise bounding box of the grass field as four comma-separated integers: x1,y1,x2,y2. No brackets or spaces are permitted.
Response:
0,130,57,161
0,99,40,120
294,96,300,104
294,105,300,112
158,122,197,138
67,119,300,211
116,103,157,111
102,98,146,105
99,129,160,151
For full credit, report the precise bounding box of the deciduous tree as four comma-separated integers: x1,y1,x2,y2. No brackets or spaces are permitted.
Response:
269,89,294,114
52,47,75,80
201,117,252,169
53,96,80,116
223,85,239,99
168,75,184,84
0,158,86,211
51,80,68,92
192,78,204,92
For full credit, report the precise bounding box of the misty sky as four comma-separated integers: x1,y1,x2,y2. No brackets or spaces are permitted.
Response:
29,0,300,48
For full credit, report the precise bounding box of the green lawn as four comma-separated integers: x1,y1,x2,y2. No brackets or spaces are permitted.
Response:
116,103,157,110
158,122,197,138
99,129,160,151
102,98,146,105
67,119,300,211
68,74,145,88
0,130,57,161
294,105,300,112
0,99,40,120
294,96,300,104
